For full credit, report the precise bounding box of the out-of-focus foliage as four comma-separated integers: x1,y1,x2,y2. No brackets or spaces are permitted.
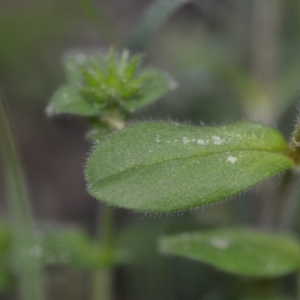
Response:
160,228,300,278
0,1,84,103
2,0,300,299
38,227,116,269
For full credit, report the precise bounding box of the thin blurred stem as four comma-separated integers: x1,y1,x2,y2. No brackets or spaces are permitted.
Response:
251,0,284,230
297,271,300,300
0,96,32,232
274,170,300,231
99,206,114,248
252,0,282,88
0,92,45,300
92,267,113,300
92,205,114,300
251,0,282,122
75,0,119,45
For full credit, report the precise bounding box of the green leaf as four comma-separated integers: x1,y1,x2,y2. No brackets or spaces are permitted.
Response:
86,122,293,212
159,228,300,278
47,85,98,116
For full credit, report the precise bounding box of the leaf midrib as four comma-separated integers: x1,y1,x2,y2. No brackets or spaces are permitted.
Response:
88,148,292,187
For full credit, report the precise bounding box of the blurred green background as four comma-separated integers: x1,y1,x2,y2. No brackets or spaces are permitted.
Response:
1,0,300,299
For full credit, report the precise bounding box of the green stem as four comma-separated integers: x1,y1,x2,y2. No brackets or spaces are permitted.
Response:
99,206,114,248
92,205,115,300
0,93,45,300
92,267,113,300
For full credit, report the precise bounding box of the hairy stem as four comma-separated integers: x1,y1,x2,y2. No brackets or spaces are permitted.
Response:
289,118,300,164
274,118,300,230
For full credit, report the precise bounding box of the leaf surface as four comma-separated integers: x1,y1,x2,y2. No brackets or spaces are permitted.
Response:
86,122,293,212
160,228,300,277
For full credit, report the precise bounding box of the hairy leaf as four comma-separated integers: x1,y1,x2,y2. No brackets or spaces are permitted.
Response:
86,122,293,212
160,229,300,277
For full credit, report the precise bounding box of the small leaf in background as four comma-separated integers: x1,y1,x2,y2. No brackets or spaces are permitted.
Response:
46,50,174,130
86,122,293,212
127,0,191,51
159,228,300,278
46,85,98,117
124,69,176,111
63,54,91,84
36,228,116,270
